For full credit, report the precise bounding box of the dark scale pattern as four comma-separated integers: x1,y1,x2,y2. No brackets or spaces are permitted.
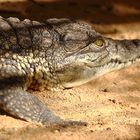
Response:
0,17,140,127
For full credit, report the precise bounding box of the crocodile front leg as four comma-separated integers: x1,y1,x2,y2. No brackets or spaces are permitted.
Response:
0,62,86,127
0,87,61,125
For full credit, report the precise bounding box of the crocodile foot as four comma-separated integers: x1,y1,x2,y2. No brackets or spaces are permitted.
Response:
0,87,87,127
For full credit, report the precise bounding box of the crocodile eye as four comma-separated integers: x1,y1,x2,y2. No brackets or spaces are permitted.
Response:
95,39,104,47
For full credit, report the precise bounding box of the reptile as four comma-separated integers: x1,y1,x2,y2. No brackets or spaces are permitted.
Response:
0,17,140,127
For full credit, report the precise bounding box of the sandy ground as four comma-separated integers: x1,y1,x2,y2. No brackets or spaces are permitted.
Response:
0,0,140,140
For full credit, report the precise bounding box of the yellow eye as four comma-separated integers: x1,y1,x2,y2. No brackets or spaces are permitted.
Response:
95,39,104,47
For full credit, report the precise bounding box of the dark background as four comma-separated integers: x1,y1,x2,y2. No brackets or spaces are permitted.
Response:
0,0,140,24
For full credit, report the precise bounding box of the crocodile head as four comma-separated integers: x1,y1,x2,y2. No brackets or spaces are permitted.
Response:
49,20,140,88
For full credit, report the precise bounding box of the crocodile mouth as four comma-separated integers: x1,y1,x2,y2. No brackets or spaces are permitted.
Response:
81,56,140,81
89,56,140,78
58,56,140,89
106,56,140,68
85,56,140,69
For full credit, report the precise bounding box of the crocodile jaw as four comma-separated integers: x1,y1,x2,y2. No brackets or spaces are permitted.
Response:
60,57,140,88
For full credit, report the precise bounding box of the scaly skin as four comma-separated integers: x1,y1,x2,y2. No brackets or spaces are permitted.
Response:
0,17,140,126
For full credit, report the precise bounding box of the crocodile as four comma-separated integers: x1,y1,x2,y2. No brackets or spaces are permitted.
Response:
0,17,140,127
